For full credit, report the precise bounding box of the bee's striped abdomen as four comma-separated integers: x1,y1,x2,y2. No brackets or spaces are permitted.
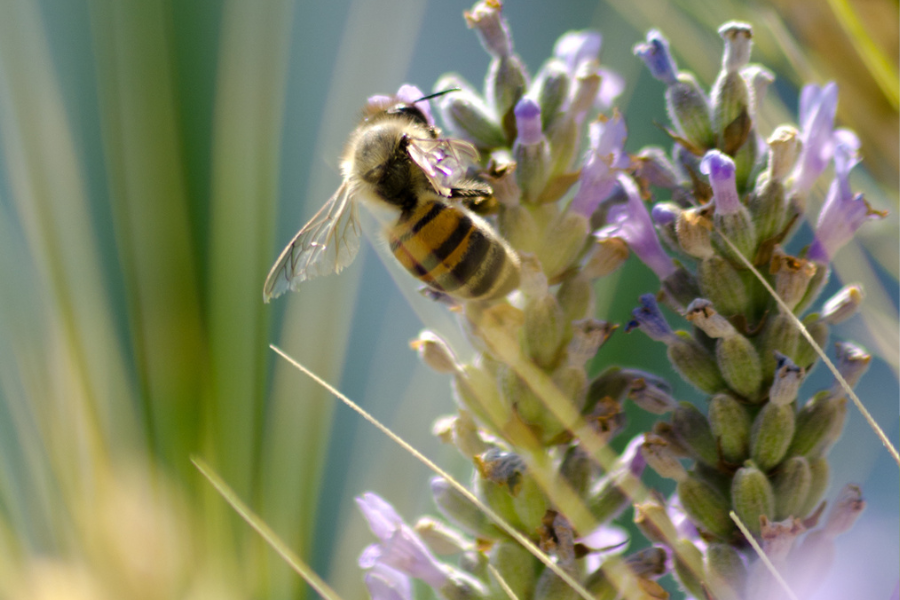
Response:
388,199,519,300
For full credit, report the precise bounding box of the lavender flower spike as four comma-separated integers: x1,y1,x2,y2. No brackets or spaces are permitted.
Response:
807,139,886,263
596,174,677,281
569,112,629,217
626,294,678,343
700,150,741,215
357,492,449,589
633,30,679,85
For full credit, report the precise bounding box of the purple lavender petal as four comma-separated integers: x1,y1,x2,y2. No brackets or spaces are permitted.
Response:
596,174,677,280
365,563,413,600
700,150,741,215
514,97,543,145
596,67,625,109
570,115,629,217
633,30,679,85
792,82,839,194
553,30,602,73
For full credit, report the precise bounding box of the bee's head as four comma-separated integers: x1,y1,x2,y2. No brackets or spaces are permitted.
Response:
365,88,460,127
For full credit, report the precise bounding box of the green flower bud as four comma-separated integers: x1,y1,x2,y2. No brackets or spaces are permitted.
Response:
547,115,580,176
667,72,715,150
415,517,471,555
557,274,594,324
652,421,693,457
731,123,759,194
798,456,830,517
757,313,799,380
432,476,504,539
533,59,570,131
794,260,830,315
453,363,508,433
434,74,506,149
553,364,588,414
589,473,630,524
559,445,591,497
684,298,736,338
717,333,763,400
771,249,818,313
498,365,563,442
439,568,490,600
749,173,788,244
565,319,615,368
434,411,488,458
513,101,550,202
633,499,679,545
626,546,668,578
659,267,700,311
411,330,461,374
582,237,629,278
712,23,753,155
668,332,727,394
672,539,706,600
750,401,795,471
769,352,805,407
636,147,685,189
512,472,547,533
498,204,540,254
523,292,566,369
538,211,589,279
821,284,864,325
789,392,846,457
772,455,812,520
698,255,749,316
793,317,829,370
708,393,751,463
628,377,679,414
676,206,714,259
487,55,528,140
678,475,734,539
641,433,689,480
672,401,719,466
533,569,579,600
490,542,536,599
705,543,747,600
731,461,774,536
713,208,757,264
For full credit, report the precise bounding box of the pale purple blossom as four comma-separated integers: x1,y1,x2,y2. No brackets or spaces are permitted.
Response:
790,82,858,196
365,563,413,600
807,139,886,262
553,29,623,110
633,30,679,86
367,84,435,127
700,150,741,215
357,492,449,589
514,97,543,145
553,30,602,73
570,113,629,217
626,294,678,343
579,523,628,573
596,174,677,280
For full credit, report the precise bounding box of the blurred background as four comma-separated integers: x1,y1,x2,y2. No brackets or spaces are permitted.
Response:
0,0,895,599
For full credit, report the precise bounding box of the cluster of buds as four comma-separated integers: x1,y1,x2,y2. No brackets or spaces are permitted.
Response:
620,22,881,599
355,3,884,599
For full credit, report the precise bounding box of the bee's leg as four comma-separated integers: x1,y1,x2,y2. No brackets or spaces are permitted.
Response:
418,286,461,309
448,181,498,215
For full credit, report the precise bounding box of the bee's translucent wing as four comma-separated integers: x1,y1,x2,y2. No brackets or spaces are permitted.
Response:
263,181,361,302
407,137,481,197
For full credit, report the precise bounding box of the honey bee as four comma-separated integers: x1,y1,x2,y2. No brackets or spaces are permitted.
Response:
263,89,520,303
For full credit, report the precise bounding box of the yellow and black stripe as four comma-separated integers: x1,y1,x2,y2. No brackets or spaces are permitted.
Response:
388,199,519,300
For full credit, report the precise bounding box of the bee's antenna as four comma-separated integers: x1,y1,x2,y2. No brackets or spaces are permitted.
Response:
413,88,461,103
